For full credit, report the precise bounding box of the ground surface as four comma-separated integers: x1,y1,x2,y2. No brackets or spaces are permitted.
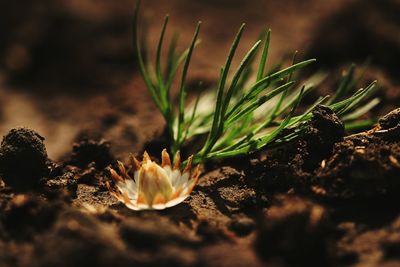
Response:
0,0,399,266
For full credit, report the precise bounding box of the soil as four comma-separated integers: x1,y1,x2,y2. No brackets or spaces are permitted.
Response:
0,0,400,267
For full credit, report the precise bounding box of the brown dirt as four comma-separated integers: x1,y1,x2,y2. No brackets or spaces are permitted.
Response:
0,0,399,267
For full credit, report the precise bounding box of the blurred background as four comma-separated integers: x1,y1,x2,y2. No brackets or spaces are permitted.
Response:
0,0,399,159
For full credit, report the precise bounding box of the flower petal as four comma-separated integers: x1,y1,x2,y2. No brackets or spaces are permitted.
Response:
108,150,200,211
143,151,151,163
183,155,193,174
173,151,181,170
165,195,189,208
161,149,172,167
175,172,190,188
170,169,182,187
129,154,141,171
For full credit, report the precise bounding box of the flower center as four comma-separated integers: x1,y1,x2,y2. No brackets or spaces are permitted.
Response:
138,160,173,205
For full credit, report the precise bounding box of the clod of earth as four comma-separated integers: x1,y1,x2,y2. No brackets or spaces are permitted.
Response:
67,138,114,170
374,107,400,139
254,195,335,266
378,108,400,130
0,127,49,191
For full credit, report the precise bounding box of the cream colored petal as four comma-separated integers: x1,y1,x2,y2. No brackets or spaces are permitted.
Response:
163,165,172,178
180,178,197,197
133,171,139,184
151,203,168,210
170,169,182,187
125,202,141,211
165,195,189,208
124,179,138,196
174,172,190,188
143,151,151,163
116,182,138,201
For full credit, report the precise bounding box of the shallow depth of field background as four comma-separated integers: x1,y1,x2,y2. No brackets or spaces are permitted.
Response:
0,0,398,159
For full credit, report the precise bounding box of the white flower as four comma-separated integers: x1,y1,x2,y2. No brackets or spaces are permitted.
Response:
108,149,200,210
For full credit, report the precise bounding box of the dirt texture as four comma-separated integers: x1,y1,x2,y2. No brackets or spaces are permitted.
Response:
0,0,399,267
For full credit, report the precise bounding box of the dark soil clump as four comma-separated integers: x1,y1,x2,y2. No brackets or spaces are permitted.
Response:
303,105,345,171
67,138,114,170
310,108,400,199
253,105,345,193
254,195,335,266
0,127,49,191
378,108,400,130
41,173,78,200
314,135,400,199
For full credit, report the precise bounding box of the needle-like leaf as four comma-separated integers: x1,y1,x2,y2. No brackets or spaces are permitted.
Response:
133,2,378,164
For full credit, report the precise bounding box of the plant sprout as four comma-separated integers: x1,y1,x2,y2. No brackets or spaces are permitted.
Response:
132,1,378,165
